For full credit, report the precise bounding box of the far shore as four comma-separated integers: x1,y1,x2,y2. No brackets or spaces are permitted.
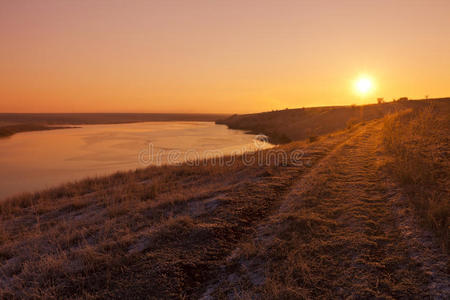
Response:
0,124,79,138
0,113,230,138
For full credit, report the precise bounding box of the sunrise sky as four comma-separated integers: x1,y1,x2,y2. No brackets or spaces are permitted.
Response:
1,0,449,113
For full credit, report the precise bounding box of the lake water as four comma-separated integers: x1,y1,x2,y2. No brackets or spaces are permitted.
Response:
0,122,267,200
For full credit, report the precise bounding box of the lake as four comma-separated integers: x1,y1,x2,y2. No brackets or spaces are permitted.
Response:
0,122,267,200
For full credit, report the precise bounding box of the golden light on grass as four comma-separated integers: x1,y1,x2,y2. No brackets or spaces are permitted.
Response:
354,76,374,96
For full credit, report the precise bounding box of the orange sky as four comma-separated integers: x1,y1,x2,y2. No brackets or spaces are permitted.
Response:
1,0,449,113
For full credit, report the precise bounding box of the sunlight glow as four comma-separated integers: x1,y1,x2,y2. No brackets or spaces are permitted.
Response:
354,76,374,96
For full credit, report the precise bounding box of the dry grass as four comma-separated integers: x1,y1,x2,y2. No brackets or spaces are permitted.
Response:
206,107,449,299
0,139,316,298
0,100,448,298
216,98,446,143
382,104,450,250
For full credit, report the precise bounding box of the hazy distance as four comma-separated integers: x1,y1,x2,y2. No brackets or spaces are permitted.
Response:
1,0,449,113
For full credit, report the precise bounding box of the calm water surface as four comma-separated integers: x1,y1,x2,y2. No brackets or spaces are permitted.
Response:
0,122,264,199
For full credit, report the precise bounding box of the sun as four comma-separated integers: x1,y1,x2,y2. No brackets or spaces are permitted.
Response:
354,76,374,95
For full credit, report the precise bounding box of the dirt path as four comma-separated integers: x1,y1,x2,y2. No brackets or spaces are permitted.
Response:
201,120,449,299
2,111,448,298
89,120,362,299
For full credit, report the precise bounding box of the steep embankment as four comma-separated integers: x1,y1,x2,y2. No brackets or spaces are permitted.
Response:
0,101,448,298
216,98,449,144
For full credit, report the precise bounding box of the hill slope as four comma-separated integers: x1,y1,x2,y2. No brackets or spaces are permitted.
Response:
216,98,449,144
0,101,448,298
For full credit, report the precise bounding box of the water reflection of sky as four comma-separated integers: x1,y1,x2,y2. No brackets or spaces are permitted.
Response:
0,122,271,199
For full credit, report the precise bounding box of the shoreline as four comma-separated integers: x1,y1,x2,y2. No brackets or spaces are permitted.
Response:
0,113,230,138
0,112,229,125
0,121,263,200
0,104,448,298
0,124,79,138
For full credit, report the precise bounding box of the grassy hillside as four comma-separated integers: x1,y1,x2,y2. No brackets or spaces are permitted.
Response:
0,102,448,298
217,98,449,144
382,104,450,249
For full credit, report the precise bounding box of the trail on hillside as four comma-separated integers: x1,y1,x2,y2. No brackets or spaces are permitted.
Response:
76,118,362,299
201,120,449,299
2,118,447,299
